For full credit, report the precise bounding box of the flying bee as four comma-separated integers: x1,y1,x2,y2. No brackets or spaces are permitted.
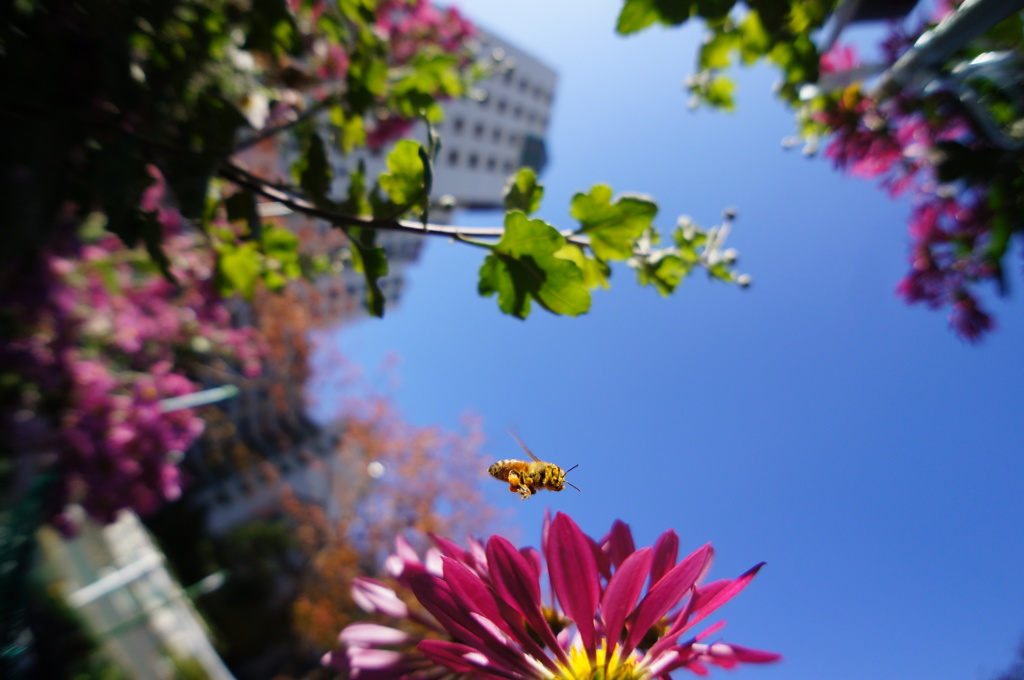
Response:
488,430,580,500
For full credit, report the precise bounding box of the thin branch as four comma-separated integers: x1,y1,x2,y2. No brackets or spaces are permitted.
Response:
218,161,593,247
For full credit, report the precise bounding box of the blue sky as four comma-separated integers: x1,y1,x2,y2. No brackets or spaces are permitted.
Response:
316,2,1024,679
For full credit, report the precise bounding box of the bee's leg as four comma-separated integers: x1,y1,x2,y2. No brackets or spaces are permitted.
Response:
518,485,532,500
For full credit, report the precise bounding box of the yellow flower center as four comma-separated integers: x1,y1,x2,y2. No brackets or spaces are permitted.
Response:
553,643,648,680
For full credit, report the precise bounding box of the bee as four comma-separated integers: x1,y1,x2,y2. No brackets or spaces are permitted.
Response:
488,431,580,500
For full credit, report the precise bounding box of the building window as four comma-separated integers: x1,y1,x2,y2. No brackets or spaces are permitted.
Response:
453,117,465,134
497,99,507,114
492,127,503,142
486,156,497,172
513,106,523,120
509,133,519,147
519,78,528,92
447,149,459,167
473,122,484,138
526,111,536,125
468,153,479,169
503,69,514,84
503,159,514,172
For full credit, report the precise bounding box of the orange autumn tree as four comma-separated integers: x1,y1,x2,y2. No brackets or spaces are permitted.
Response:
285,398,498,652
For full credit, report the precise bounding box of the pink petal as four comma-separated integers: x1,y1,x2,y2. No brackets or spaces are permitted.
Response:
720,644,782,663
407,572,486,648
339,623,411,647
431,533,472,564
486,535,570,667
441,556,507,634
549,513,601,653
348,648,405,669
417,640,477,673
590,532,612,581
644,649,681,677
602,519,636,569
520,546,542,581
418,641,522,680
491,591,563,673
394,534,420,563
681,563,764,633
624,544,713,655
351,578,408,618
650,529,679,586
600,546,652,650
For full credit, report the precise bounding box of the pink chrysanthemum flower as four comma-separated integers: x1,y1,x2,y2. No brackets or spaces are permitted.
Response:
325,512,779,680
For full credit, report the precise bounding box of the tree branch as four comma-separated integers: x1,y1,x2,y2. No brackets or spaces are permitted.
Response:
218,161,594,248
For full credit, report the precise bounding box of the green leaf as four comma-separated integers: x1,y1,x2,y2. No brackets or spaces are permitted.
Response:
245,0,300,56
339,162,372,217
618,0,694,31
655,0,695,23
225,188,259,234
418,144,433,227
738,11,770,63
616,0,661,34
339,161,372,216
703,75,736,111
345,227,389,317
329,104,367,154
504,167,544,215
218,242,262,299
263,225,301,279
296,132,333,206
379,139,425,207
635,253,691,296
694,0,734,21
478,212,590,319
699,30,738,70
570,185,658,262
555,244,611,290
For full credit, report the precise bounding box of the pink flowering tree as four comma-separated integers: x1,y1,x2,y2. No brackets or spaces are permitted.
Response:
800,6,1024,341
325,512,779,680
0,0,481,533
617,0,1024,341
0,167,263,532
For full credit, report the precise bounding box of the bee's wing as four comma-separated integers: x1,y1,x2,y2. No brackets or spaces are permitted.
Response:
507,428,541,463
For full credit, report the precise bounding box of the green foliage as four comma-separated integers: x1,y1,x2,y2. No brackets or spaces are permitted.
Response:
478,212,591,319
217,241,262,299
295,132,334,207
571,185,658,262
504,167,545,215
616,0,834,110
379,140,428,212
616,0,695,35
344,227,390,317
0,0,751,326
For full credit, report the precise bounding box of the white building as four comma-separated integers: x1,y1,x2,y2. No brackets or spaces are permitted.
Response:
342,27,558,214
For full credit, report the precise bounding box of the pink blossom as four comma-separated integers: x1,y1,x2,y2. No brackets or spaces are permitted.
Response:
327,513,779,680
820,43,859,74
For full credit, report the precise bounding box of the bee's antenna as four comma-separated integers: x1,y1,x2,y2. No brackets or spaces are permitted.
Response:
565,464,580,492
